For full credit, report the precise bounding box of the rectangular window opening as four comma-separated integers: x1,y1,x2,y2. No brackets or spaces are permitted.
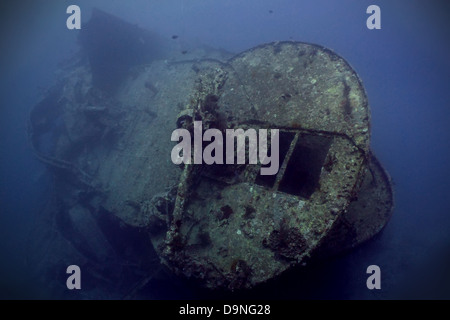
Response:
278,134,333,199
255,131,296,188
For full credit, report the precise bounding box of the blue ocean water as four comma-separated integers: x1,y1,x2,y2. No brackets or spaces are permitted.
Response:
0,0,449,299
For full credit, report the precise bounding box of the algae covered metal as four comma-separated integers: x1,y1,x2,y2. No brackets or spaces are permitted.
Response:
149,42,393,289
27,10,393,295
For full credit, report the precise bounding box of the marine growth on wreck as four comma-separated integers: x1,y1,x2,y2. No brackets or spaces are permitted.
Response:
27,10,393,297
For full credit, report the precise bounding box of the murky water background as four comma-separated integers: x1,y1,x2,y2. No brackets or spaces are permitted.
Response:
1,0,449,299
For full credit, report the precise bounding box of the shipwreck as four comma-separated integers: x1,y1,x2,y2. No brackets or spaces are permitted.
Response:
27,10,393,297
